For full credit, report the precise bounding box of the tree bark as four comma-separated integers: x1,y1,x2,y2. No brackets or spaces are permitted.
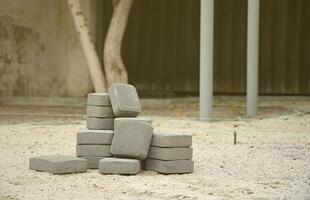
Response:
67,0,107,92
104,0,133,87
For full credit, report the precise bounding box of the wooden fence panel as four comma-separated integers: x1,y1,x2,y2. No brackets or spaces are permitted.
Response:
99,0,310,96
259,0,310,95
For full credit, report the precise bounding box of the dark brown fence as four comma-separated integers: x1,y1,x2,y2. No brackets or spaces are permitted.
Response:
99,0,310,96
259,0,310,95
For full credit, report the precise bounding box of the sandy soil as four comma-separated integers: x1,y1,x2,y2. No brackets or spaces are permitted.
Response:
0,97,309,200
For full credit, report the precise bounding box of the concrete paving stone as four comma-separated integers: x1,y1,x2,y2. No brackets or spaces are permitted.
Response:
87,105,115,118
114,117,152,128
111,119,153,159
87,93,111,106
147,146,193,160
145,159,194,174
29,155,87,174
83,157,107,169
151,132,192,147
76,145,112,157
99,158,141,175
77,130,114,145
86,117,114,130
108,84,141,117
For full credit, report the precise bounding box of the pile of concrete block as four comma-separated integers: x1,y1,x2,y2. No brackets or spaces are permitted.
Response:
29,83,194,175
76,92,115,168
76,129,113,169
86,93,115,130
145,132,194,174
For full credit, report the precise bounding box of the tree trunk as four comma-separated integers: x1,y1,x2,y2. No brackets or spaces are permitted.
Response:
67,0,107,92
104,0,133,87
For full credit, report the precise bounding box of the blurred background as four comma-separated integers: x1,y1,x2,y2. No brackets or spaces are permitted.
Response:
0,0,309,101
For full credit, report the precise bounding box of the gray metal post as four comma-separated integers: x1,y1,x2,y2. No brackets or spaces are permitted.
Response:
247,0,260,116
200,0,214,121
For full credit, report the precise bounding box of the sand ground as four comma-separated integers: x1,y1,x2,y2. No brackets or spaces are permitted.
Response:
0,97,309,200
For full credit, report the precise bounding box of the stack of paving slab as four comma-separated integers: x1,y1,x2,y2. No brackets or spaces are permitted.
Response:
86,93,115,130
76,92,115,169
29,83,194,175
145,132,194,174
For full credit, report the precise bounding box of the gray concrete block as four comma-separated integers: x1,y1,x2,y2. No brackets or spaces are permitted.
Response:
151,132,192,147
108,84,141,117
145,159,194,174
87,105,115,118
77,130,114,145
147,147,193,160
114,117,152,128
99,158,141,175
86,117,114,130
87,93,111,106
29,155,87,174
83,157,107,169
111,120,153,159
76,145,112,157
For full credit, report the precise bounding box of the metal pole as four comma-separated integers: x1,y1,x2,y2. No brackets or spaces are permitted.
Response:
200,0,214,121
247,0,260,116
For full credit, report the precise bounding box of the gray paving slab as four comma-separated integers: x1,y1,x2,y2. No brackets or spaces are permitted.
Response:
147,146,193,160
111,119,153,159
29,155,87,174
114,117,152,128
145,159,194,174
99,158,141,175
76,145,112,157
108,84,141,117
83,157,106,169
86,117,114,130
77,130,114,144
87,105,115,118
151,132,192,147
87,93,111,106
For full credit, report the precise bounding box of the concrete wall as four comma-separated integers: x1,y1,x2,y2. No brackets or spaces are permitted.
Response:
0,0,96,97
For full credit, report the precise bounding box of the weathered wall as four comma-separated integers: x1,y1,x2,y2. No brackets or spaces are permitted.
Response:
0,0,95,97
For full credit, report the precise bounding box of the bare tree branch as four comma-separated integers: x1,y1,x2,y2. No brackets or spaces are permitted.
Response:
67,0,107,92
104,0,133,87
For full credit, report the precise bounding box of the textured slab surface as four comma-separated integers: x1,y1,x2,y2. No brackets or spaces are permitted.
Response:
108,84,141,117
87,93,111,106
99,158,141,175
151,132,192,147
114,117,152,128
86,117,114,130
29,155,87,174
87,105,115,118
77,130,114,145
145,159,194,174
147,147,193,160
76,145,112,157
83,157,106,169
111,120,153,159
